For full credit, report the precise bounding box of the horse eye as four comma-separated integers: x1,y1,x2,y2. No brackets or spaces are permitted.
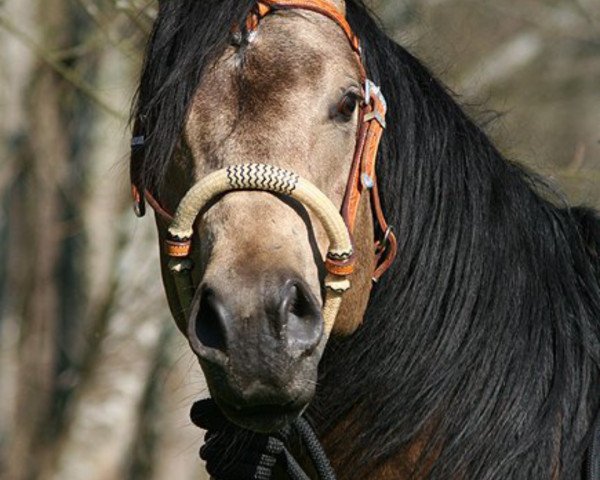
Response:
337,93,359,120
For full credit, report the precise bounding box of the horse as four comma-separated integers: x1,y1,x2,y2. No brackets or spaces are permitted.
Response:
129,0,600,478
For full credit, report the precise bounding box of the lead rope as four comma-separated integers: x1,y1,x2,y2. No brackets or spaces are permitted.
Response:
191,398,336,480
293,417,337,480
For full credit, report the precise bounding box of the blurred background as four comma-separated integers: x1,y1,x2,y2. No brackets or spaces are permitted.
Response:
0,0,598,479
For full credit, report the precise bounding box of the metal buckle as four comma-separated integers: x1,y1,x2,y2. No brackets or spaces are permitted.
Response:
361,172,374,189
364,79,372,106
131,135,145,149
372,225,395,283
363,79,387,128
364,79,387,108
376,225,394,254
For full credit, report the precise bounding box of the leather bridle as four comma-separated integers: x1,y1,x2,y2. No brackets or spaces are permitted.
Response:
130,0,397,329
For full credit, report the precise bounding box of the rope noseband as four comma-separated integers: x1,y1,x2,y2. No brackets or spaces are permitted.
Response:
166,164,353,332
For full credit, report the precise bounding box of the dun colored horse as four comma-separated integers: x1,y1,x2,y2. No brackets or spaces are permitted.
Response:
130,0,600,478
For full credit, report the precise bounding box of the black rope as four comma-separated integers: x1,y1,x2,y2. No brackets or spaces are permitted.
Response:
293,417,337,480
190,398,336,480
282,448,311,480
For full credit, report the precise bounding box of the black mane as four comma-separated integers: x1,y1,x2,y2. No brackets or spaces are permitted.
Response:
134,1,600,478
314,2,600,479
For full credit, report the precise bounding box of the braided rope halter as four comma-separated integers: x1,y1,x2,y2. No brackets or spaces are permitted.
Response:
130,0,398,334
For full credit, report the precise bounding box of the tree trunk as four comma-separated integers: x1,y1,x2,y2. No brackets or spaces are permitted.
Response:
3,0,69,477
0,0,36,473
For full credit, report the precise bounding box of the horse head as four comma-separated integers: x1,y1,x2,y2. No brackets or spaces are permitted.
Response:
132,0,389,433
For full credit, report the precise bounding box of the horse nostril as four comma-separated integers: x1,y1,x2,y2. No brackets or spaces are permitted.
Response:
289,284,316,319
281,281,323,354
194,288,227,352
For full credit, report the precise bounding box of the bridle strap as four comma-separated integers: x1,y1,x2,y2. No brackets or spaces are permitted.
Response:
130,0,397,282
130,119,146,218
130,150,174,225
250,0,361,54
146,189,174,224
245,0,396,280
339,76,393,277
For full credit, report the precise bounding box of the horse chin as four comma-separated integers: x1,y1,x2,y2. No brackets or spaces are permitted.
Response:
197,337,323,433
216,397,309,433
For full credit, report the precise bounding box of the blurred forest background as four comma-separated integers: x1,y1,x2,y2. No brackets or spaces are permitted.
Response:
0,0,598,479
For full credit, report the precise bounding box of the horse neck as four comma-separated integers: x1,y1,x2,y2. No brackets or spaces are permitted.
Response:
308,39,600,478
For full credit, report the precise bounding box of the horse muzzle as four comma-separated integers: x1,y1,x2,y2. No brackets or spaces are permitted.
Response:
188,274,322,432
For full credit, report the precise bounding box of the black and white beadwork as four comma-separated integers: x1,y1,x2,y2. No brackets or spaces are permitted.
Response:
327,250,353,261
226,164,299,195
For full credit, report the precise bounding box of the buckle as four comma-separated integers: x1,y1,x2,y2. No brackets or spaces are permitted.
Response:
361,172,374,189
131,135,145,149
364,80,387,108
376,225,394,254
363,79,387,128
364,79,372,106
373,225,397,283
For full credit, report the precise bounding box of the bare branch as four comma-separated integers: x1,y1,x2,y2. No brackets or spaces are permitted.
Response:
69,0,140,58
0,14,125,120
111,0,155,35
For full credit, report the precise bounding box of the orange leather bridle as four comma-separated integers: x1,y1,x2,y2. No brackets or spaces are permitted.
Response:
130,0,397,282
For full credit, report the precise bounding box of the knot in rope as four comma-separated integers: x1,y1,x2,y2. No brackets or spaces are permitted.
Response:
191,398,337,480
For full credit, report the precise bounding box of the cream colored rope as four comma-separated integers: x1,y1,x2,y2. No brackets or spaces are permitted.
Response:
168,163,353,333
322,275,350,333
169,164,353,260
